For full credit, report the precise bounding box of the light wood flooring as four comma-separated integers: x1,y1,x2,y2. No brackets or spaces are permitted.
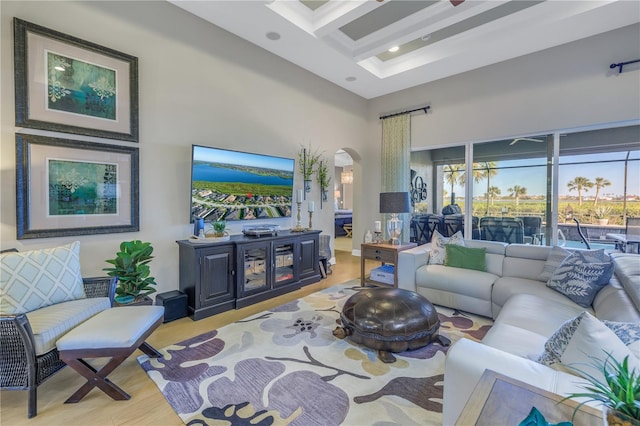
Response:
1,248,361,426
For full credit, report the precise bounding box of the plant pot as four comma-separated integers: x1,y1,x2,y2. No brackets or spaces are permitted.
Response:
603,406,640,426
115,295,153,307
597,218,609,226
304,180,312,192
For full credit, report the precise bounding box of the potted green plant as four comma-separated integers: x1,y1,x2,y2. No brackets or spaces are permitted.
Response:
210,220,227,237
563,353,640,426
594,206,612,225
316,159,331,204
104,240,157,305
298,145,320,193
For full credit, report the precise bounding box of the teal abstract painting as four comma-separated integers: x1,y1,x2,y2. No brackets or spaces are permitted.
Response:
47,52,116,120
48,159,118,216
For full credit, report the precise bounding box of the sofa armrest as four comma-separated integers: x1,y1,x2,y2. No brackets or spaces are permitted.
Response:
397,244,430,292
82,276,116,306
443,338,592,426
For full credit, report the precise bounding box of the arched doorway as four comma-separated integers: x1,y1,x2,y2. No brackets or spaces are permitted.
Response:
334,149,354,252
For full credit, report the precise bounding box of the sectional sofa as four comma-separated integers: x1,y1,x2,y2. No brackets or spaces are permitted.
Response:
397,239,640,425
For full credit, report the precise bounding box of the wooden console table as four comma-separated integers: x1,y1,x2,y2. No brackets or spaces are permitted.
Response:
456,369,602,425
360,242,416,287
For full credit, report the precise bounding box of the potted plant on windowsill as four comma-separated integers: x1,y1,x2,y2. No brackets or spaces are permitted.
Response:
104,240,157,305
563,353,640,426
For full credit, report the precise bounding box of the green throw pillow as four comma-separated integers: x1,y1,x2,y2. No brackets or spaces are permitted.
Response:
445,244,487,271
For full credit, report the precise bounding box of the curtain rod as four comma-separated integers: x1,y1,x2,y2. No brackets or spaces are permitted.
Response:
610,59,640,73
380,105,430,120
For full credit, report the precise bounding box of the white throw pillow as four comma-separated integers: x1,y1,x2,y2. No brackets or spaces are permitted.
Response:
560,312,639,383
1,241,85,315
538,312,640,383
428,230,464,265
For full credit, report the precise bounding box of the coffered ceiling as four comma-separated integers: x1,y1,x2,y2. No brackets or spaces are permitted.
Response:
169,0,640,99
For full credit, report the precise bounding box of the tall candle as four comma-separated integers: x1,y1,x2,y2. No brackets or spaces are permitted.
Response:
375,221,381,232
297,189,304,202
308,201,315,212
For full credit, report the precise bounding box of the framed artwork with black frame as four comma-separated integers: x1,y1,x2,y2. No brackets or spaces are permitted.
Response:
16,134,139,239
14,18,139,142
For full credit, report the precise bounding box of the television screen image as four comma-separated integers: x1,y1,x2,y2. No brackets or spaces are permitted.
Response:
191,145,295,221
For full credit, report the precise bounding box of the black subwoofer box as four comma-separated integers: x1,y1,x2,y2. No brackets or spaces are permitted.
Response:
155,290,188,322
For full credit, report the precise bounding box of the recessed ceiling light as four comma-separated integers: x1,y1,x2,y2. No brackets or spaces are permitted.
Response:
388,46,399,53
266,32,281,41
346,76,357,82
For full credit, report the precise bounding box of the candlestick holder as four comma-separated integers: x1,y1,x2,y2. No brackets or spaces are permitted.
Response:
291,201,305,232
307,211,313,230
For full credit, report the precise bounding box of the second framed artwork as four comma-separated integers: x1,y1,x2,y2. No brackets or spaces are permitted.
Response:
14,18,139,141
16,134,139,239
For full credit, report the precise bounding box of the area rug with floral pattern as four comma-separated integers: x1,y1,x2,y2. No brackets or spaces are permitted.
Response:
138,280,492,425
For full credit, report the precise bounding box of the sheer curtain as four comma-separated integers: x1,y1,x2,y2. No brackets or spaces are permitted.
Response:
381,114,411,242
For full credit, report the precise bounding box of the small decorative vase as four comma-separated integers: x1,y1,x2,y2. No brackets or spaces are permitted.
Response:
322,190,328,201
304,180,312,192
603,406,640,426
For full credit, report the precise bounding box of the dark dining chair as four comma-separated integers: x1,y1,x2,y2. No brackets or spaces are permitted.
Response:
519,216,543,245
410,214,444,244
442,215,480,239
480,217,525,244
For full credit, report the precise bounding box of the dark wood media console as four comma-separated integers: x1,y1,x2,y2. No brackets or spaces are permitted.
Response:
177,230,321,320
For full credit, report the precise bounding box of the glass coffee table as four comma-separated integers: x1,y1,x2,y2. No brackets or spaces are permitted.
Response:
456,369,602,425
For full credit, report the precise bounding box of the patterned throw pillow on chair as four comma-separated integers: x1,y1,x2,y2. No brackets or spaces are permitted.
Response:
0,241,85,315
428,230,464,265
546,250,613,308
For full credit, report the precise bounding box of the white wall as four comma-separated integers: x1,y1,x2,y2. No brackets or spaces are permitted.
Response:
355,24,640,245
0,1,369,295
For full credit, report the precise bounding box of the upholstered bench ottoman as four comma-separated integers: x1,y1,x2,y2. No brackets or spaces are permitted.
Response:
56,305,164,403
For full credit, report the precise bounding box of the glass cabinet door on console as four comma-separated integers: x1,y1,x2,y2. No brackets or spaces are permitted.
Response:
238,242,271,299
274,240,296,288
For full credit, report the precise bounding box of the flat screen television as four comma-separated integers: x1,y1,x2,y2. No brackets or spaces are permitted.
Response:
190,145,295,222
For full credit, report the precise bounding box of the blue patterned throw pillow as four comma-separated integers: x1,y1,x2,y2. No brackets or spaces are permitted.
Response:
546,251,614,308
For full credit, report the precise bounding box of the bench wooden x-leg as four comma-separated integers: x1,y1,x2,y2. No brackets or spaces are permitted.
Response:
60,341,162,403
57,306,164,404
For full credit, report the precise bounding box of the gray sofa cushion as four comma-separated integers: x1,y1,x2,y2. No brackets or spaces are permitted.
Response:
594,254,640,322
492,276,589,318
611,253,640,309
